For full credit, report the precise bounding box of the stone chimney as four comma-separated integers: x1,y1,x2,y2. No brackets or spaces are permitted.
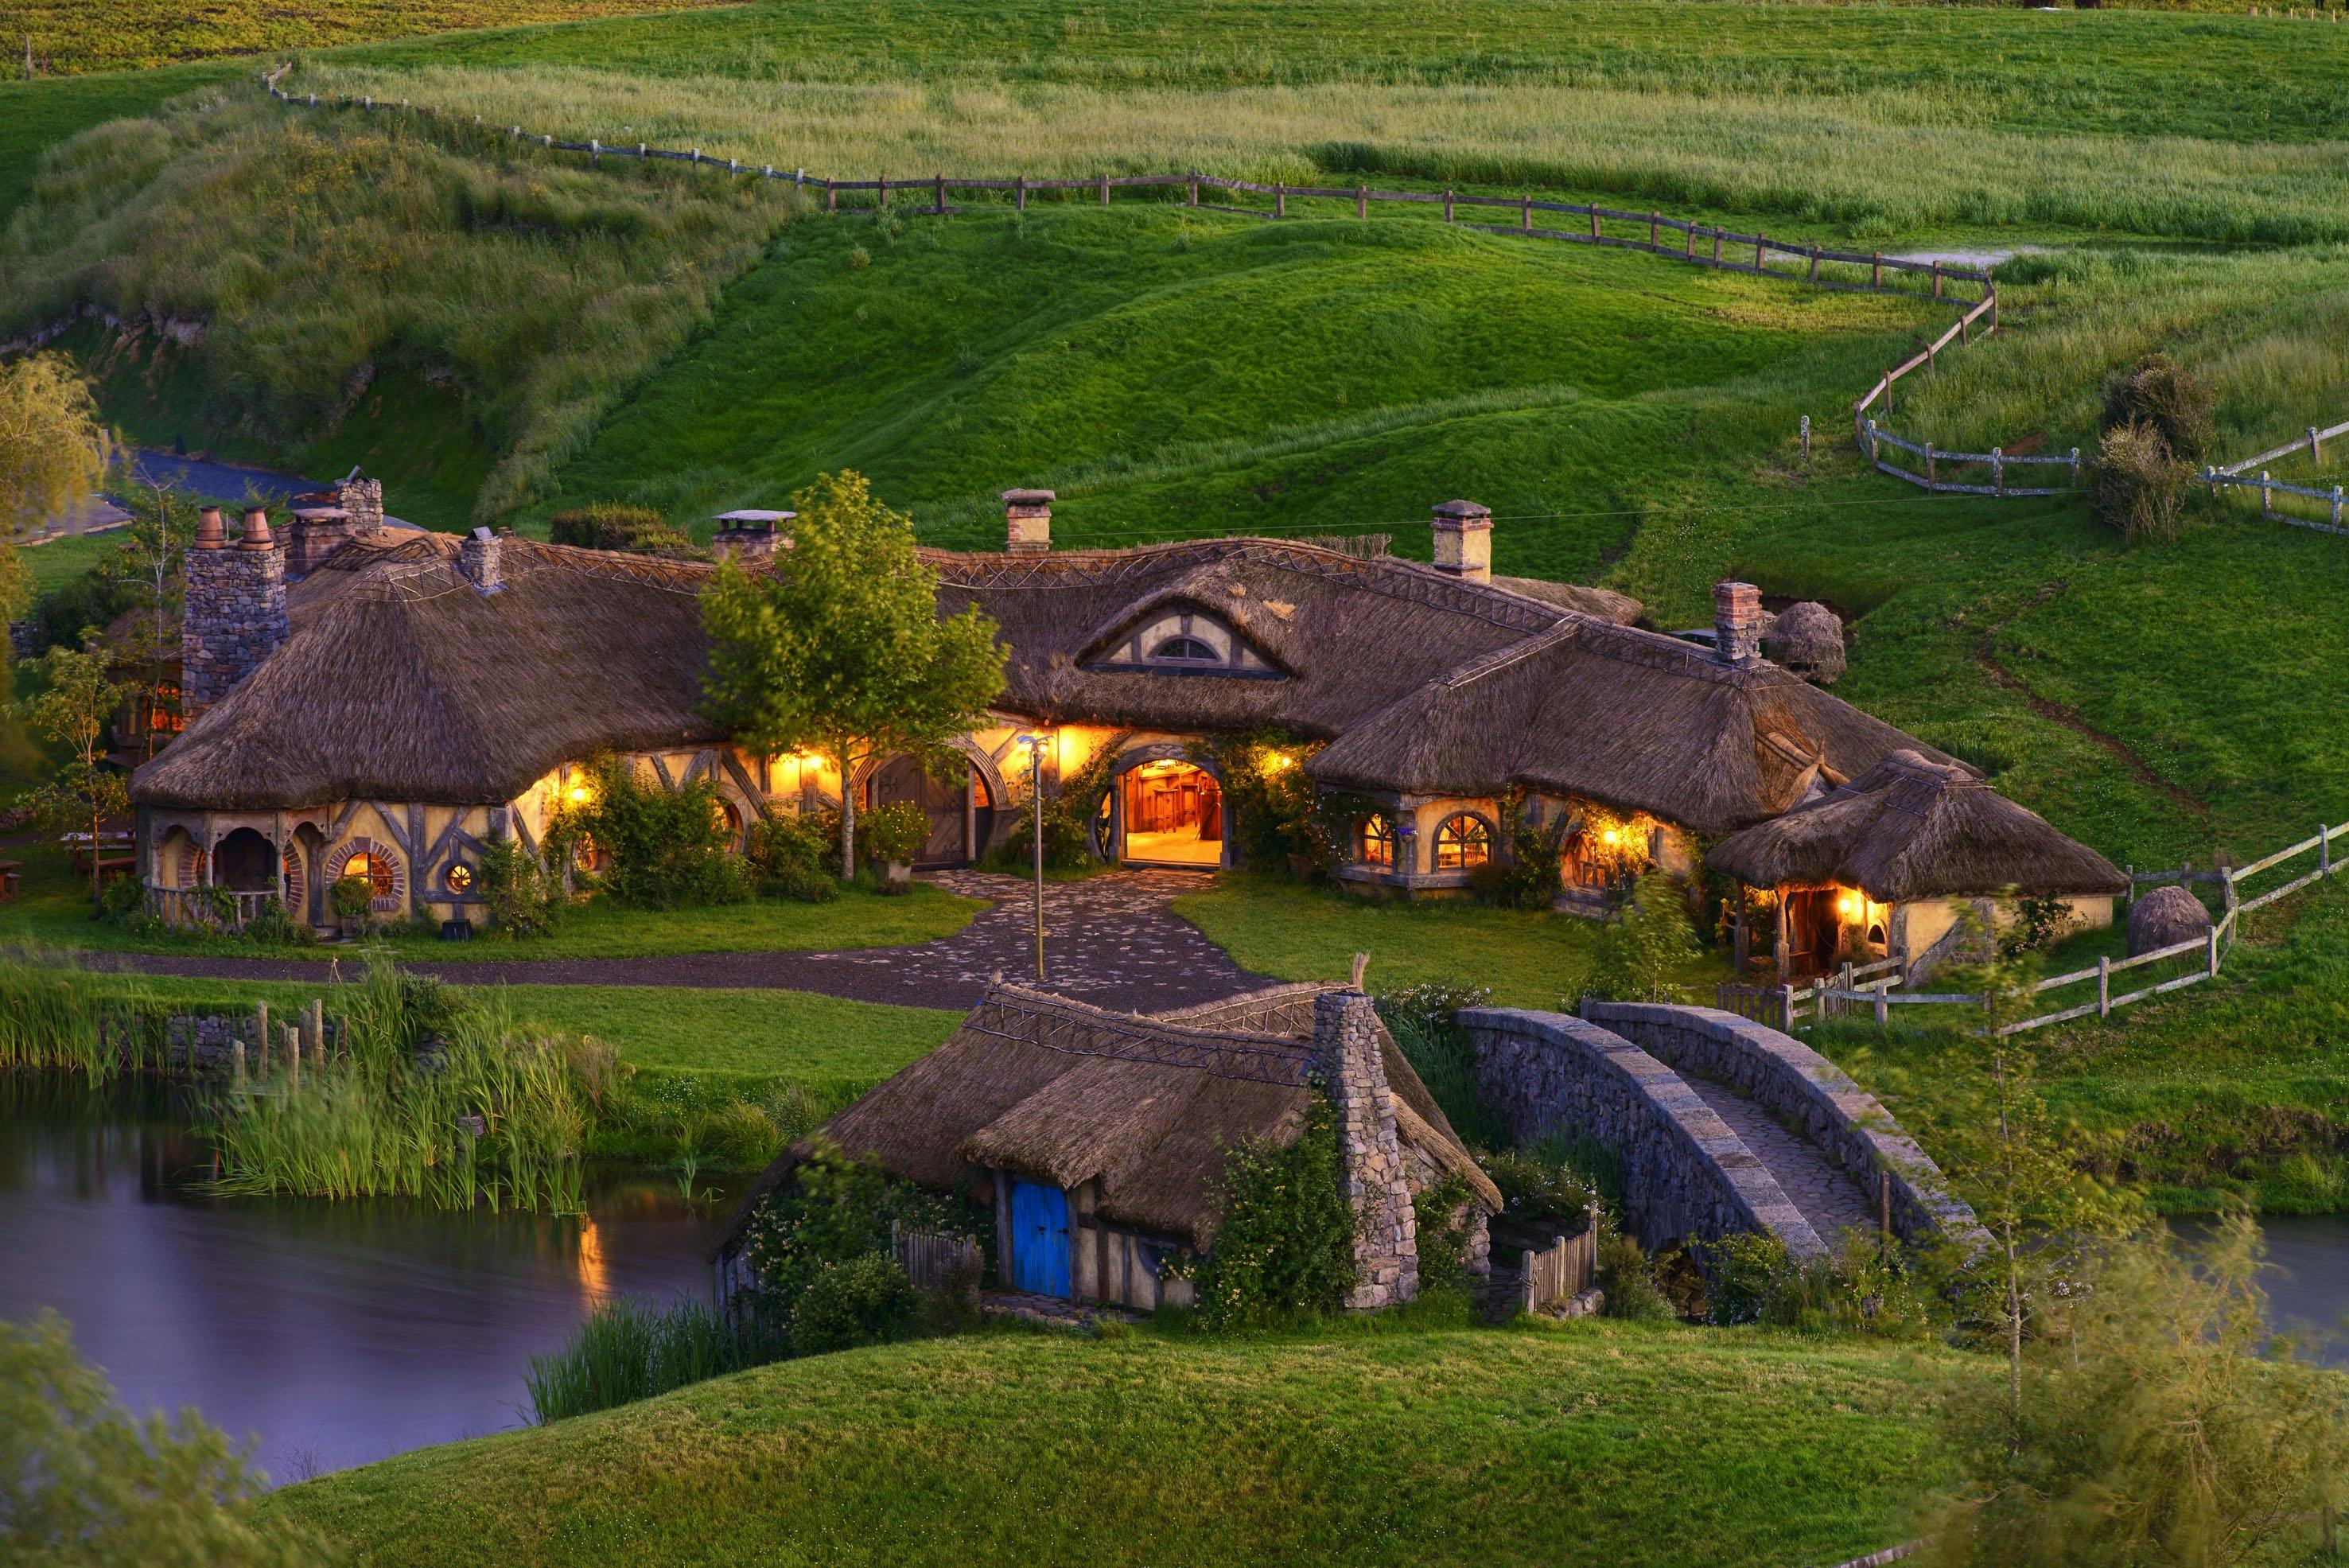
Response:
182,506,289,717
1003,488,1054,554
461,527,504,595
1713,580,1766,665
711,509,793,568
1429,499,1492,584
336,475,384,531
286,505,354,579
1310,981,1419,1310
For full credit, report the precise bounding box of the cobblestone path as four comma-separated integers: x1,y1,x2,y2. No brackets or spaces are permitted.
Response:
1680,1075,1878,1244
77,869,1273,1015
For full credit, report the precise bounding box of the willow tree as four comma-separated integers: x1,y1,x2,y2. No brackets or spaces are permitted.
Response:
0,353,112,543
700,472,1005,878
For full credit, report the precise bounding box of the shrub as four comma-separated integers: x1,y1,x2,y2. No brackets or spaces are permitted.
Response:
1484,1140,1608,1227
1588,870,1699,1004
996,734,1123,871
735,1141,983,1332
2094,420,2193,543
1411,1171,1479,1299
546,502,700,558
788,1254,923,1355
550,756,752,910
745,811,838,902
97,872,146,925
1379,1006,1497,1149
858,799,931,868
1595,1231,1673,1321
476,837,567,936
1188,1093,1357,1328
2099,352,2215,465
1374,979,1492,1037
239,896,312,947
1190,730,1336,875
329,875,374,924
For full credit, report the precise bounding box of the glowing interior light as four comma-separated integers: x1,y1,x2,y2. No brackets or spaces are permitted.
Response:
1600,827,1621,847
1261,752,1293,775
1837,889,1866,924
566,784,591,806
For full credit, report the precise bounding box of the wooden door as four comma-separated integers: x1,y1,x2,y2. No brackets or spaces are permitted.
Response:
1008,1179,1071,1298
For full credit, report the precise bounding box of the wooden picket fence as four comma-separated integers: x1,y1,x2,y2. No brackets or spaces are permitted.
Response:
894,1224,983,1300
1718,815,2349,1038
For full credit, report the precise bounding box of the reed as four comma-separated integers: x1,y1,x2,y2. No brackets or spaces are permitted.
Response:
0,955,175,1078
522,1296,786,1423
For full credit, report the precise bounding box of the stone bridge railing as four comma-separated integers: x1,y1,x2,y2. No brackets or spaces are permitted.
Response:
1581,1002,1983,1248
1459,1007,1826,1261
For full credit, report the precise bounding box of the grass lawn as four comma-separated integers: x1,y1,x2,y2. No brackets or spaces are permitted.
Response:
271,1317,1959,1568
0,842,982,961
1173,872,1728,1010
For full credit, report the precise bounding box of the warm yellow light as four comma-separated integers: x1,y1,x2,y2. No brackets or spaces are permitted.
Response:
566,784,591,806
1600,827,1621,847
1260,751,1293,776
1836,889,1866,924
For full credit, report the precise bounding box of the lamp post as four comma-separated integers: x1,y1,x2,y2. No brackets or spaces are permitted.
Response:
1017,733,1047,980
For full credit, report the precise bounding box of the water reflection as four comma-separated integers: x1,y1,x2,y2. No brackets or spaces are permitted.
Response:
0,1075,731,1477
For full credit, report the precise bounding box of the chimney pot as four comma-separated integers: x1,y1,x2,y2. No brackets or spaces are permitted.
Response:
237,507,274,551
711,509,793,567
195,506,226,550
1713,580,1766,664
1003,488,1055,554
461,526,504,595
1429,498,1492,584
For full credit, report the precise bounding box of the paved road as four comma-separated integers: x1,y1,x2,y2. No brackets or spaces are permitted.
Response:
1680,1074,1877,1245
77,869,1275,1015
122,451,325,504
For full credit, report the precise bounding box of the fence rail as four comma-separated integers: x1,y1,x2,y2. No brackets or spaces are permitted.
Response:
2200,465,2349,536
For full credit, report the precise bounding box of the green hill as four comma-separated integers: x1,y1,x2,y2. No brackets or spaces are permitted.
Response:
270,1320,1954,1568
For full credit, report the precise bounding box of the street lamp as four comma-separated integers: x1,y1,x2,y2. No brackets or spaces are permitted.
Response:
1016,733,1047,981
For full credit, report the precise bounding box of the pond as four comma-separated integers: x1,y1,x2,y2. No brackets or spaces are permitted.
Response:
0,1075,733,1478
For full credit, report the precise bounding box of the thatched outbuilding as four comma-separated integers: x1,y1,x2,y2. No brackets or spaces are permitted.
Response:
2127,884,2211,957
713,980,1499,1314
1706,749,2127,979
1764,601,1845,685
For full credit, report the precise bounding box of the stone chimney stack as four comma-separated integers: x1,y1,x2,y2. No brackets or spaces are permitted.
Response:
460,527,504,595
1310,979,1419,1310
336,475,384,531
1429,499,1492,584
711,509,793,568
1713,580,1766,665
182,506,289,717
1003,488,1054,554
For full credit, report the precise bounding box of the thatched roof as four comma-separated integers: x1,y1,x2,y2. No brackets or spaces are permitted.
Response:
1491,574,1643,625
1704,749,2127,900
132,531,725,810
1308,619,1958,835
714,982,1497,1258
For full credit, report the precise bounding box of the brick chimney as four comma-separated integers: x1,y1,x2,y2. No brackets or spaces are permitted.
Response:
1310,982,1419,1310
1003,488,1054,554
1429,499,1492,584
460,527,504,595
182,506,289,717
286,505,353,579
1713,580,1766,665
712,509,793,568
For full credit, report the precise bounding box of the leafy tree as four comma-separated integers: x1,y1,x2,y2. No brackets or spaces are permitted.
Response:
700,473,1005,877
21,641,130,908
0,1310,329,1567
0,353,112,543
1588,870,1700,1003
546,755,749,910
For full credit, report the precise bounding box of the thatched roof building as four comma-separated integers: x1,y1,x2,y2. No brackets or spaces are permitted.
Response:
714,980,1499,1313
1705,749,2126,903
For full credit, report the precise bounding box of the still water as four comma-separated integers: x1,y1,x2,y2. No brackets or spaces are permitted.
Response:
0,1076,730,1477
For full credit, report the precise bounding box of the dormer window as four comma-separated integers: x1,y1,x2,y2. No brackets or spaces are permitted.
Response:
1090,608,1281,678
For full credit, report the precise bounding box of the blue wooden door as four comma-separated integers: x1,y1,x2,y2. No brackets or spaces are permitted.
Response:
1008,1180,1071,1298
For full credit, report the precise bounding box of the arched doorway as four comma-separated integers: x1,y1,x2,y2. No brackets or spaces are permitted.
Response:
866,754,993,868
1114,756,1223,868
213,827,278,892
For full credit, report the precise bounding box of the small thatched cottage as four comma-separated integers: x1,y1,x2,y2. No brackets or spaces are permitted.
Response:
1706,749,2128,979
713,979,1501,1313
128,484,2120,957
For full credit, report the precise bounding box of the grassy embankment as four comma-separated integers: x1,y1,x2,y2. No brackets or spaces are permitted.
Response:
271,1317,1958,1568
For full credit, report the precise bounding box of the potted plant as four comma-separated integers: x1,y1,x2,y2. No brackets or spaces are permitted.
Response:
860,800,931,894
329,874,375,939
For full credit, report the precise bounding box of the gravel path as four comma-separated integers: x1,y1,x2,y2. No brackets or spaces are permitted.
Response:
1680,1075,1877,1245
76,869,1274,1015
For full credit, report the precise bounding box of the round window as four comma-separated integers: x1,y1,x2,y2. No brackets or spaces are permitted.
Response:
445,863,475,894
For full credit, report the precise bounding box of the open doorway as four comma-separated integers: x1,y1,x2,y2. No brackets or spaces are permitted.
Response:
1119,761,1223,867
1783,887,1841,979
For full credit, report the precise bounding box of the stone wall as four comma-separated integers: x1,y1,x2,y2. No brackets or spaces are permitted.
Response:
182,541,289,714
1313,988,1420,1309
1582,1001,1982,1247
1460,1007,1826,1259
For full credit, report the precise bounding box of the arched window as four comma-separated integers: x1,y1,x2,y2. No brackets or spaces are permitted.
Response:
340,851,395,900
445,863,475,895
1433,814,1491,871
1149,635,1219,663
1357,815,1395,868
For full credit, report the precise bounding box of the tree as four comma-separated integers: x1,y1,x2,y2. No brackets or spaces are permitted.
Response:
95,479,196,759
1588,869,1700,1003
0,352,113,542
22,640,131,907
0,1310,329,1567
700,472,1005,877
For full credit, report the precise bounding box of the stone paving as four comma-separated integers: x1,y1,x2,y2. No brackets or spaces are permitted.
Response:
80,868,1274,1015
1679,1073,1878,1244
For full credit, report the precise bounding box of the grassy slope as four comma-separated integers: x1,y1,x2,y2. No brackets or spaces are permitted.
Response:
274,1320,1956,1568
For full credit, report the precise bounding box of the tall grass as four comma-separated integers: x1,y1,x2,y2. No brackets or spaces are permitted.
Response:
0,955,179,1078
522,1296,786,1423
208,961,616,1212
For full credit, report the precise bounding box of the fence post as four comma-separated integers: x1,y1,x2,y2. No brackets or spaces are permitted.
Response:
2312,425,2324,463
1757,235,1767,270
1992,445,2004,496
2071,448,2082,487
1872,252,1883,288
2262,470,2274,516
1523,193,1532,233
1865,418,1880,461
589,138,599,165
1357,182,1367,220
878,173,887,209
2322,822,2332,876
1648,210,1659,247
1926,441,1937,488
1808,244,1820,282
2098,955,2110,1017
935,171,945,213
1275,181,1285,218
1927,339,1937,378
2208,924,2221,977
1800,414,1810,462
1099,173,1110,207
2335,486,2344,529
1188,171,1199,206
1712,228,1722,263
1874,979,1889,1027
1988,288,1999,329
1932,260,1943,298
1779,983,1795,1031
1013,174,1024,212
1444,188,1454,222
1589,206,1600,239
826,177,837,212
